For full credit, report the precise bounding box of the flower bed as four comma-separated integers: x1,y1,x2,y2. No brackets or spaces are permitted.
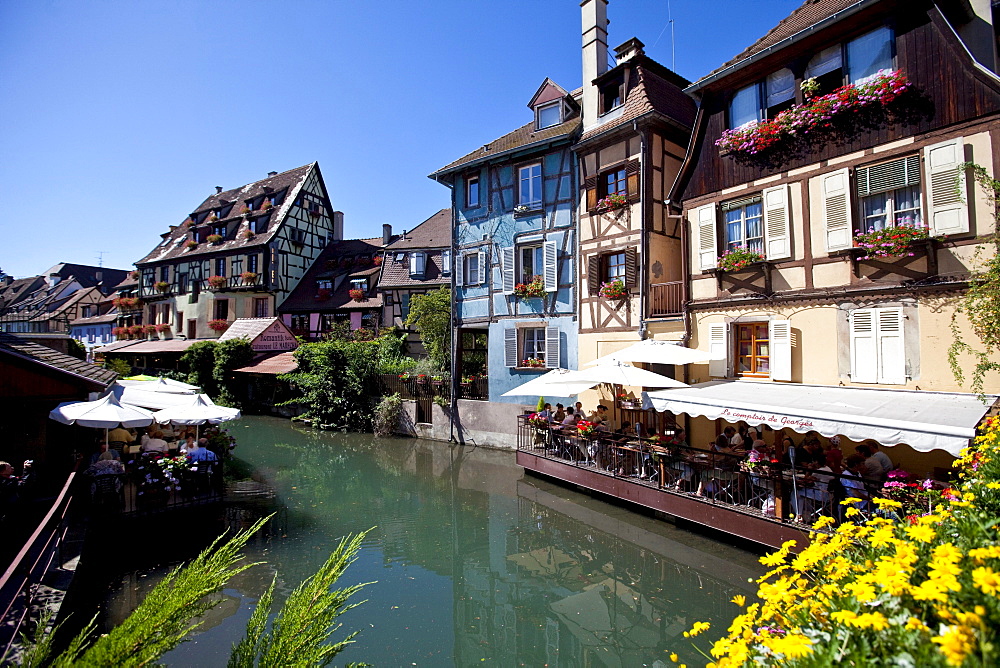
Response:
599,278,627,300
208,319,230,333
348,288,366,302
718,246,766,272
520,358,546,368
854,224,930,260
716,70,913,158
514,277,546,299
683,416,1000,667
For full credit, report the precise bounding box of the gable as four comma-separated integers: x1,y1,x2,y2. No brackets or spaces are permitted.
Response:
529,78,570,108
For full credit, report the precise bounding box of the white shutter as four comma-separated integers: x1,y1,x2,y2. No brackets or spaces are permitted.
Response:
501,247,515,294
455,252,464,287
409,251,426,277
769,319,792,381
822,169,853,251
762,185,791,260
924,137,969,235
876,308,906,385
545,326,560,368
504,328,518,367
708,323,728,377
477,250,487,285
543,241,558,292
850,309,878,383
442,250,451,276
693,204,718,270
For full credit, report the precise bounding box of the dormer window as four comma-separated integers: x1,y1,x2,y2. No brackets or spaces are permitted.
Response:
350,278,367,291
317,279,333,291
409,251,426,278
212,224,226,238
599,76,624,115
536,101,562,130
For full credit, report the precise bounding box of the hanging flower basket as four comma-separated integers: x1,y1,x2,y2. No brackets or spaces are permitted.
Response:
716,70,913,159
854,224,930,260
718,246,766,272
208,319,230,333
599,278,628,300
348,288,366,302
154,281,170,293
207,234,224,245
240,271,258,284
155,323,171,334
596,193,628,212
514,277,546,299
184,240,198,250
207,275,227,289
521,358,546,368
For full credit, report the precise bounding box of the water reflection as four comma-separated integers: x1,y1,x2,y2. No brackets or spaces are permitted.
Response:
101,416,762,667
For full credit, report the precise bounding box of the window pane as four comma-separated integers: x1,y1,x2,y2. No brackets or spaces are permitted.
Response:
863,193,888,231
729,84,761,128
805,45,842,78
726,209,744,249
538,104,560,128
765,68,795,107
847,27,893,84
893,185,922,228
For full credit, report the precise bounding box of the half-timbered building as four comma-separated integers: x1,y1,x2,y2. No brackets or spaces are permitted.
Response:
431,80,581,403
135,163,340,341
667,0,1000,470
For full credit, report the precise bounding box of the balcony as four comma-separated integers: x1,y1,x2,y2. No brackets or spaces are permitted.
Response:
649,281,683,317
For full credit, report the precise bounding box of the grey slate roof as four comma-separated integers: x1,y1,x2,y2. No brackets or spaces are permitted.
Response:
385,209,451,250
432,115,581,176
0,332,117,387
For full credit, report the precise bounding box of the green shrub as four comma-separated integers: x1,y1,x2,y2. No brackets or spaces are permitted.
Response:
373,393,403,436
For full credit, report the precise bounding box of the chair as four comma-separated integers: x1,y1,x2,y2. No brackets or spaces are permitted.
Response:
747,473,776,515
90,474,124,512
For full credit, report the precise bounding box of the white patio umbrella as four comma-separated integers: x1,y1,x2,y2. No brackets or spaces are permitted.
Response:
500,368,598,398
117,377,200,394
547,362,688,389
106,382,203,411
585,339,721,367
152,394,241,427
49,393,156,446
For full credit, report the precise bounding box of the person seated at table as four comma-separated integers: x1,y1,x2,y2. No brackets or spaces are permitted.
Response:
864,440,893,477
179,434,198,454
825,436,844,469
537,403,553,421
561,407,579,426
139,426,155,449
143,430,169,453
89,440,120,465
795,461,836,519
729,426,745,449
712,429,731,452
188,438,218,463
617,421,637,440
553,404,566,423
574,401,585,417
840,455,872,518
855,444,884,483
108,425,134,452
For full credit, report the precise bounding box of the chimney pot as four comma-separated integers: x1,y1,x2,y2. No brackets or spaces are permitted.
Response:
267,171,278,177
382,224,392,245
215,186,223,194
331,211,344,242
614,37,645,63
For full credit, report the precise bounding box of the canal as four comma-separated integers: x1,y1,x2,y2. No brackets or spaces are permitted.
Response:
93,416,765,666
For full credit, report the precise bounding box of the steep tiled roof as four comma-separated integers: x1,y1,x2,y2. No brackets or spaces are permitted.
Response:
70,312,118,326
379,250,448,289
218,317,297,350
0,332,117,387
433,116,581,175
581,59,696,142
136,164,315,265
385,209,451,250
232,351,298,375
280,238,386,312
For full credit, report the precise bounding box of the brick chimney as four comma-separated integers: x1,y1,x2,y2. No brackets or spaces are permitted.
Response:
331,211,344,241
581,0,609,131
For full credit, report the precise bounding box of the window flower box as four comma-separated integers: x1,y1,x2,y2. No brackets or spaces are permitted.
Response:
261,200,273,211
431,375,444,386
112,326,126,338
373,255,384,266
415,374,428,385
129,270,140,280
853,224,930,260
716,70,913,159
596,193,628,212
127,325,143,337
240,271,258,284
207,213,218,223
239,205,251,216
113,297,142,310
520,358,546,369
598,278,627,300
181,218,193,228
514,277,546,299
206,234,224,245
154,281,170,293
398,372,412,381
460,375,476,385
207,275,227,289
184,240,198,250
718,246,766,273
155,323,171,334
348,288,366,302
208,318,230,333
240,229,255,240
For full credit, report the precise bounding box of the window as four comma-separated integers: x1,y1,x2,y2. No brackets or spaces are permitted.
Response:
400,293,411,321
850,307,905,384
290,314,308,333
212,224,226,239
254,297,269,318
723,196,764,255
518,164,542,208
847,26,893,84
522,328,546,364
317,279,333,291
729,83,762,129
214,299,229,321
735,323,770,377
599,79,623,114
605,252,626,281
503,242,556,294
536,102,561,129
409,251,426,278
466,175,480,208
159,266,170,282
215,258,226,277
603,168,627,197
461,252,482,285
160,303,171,325
519,245,543,283
81,305,94,318
350,278,367,291
246,254,258,274
442,250,451,276
805,44,844,96
857,155,922,232
504,325,559,368
765,68,795,117
177,272,189,294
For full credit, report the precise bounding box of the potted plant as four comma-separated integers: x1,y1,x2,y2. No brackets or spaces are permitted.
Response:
431,375,444,386
155,323,171,334
373,255,384,266
129,270,140,280
184,240,198,250
854,224,930,260
154,281,170,293
348,288,365,302
596,192,628,212
241,229,255,240
143,324,158,336
239,205,251,216
718,246,766,272
111,326,124,338
599,278,628,300
521,358,546,369
514,204,531,215
127,325,143,338
207,213,218,223
513,277,546,300
208,319,230,333
261,200,273,211
460,375,476,385
576,420,597,439
416,374,428,385
240,271,258,284
207,275,227,289
398,371,412,381
181,218,193,228
206,234,224,245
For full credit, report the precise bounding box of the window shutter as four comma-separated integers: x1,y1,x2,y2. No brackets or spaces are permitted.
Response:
585,175,598,211
626,161,640,199
501,247,514,293
442,250,451,276
455,252,464,287
849,309,878,383
543,241,558,292
693,204,718,270
822,168,853,251
409,251,426,277
587,255,600,296
708,323,728,377
762,185,791,260
924,137,969,235
876,307,906,385
769,319,792,381
545,326,560,368
477,250,487,285
504,328,517,367
856,155,920,197
624,247,638,287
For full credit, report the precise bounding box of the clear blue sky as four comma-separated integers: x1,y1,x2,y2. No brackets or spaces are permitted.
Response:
0,0,800,278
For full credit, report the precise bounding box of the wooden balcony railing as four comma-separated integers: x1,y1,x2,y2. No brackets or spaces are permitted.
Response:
649,281,683,317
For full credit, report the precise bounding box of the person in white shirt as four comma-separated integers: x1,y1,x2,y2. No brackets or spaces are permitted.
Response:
143,431,169,453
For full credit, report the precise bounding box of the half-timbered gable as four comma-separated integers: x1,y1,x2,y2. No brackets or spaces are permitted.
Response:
135,163,340,341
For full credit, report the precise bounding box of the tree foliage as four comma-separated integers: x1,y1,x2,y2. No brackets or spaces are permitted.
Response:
103,357,131,377
181,341,219,395
66,338,87,361
179,339,254,406
405,287,451,372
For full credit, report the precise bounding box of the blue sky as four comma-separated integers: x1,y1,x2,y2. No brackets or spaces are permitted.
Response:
0,0,800,278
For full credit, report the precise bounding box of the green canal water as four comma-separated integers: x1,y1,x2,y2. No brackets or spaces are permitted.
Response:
97,416,765,667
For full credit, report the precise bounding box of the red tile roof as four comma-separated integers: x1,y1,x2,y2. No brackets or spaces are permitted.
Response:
233,351,298,375
433,116,581,175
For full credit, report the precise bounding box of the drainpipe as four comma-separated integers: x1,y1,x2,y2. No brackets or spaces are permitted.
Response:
434,173,459,444
637,121,649,340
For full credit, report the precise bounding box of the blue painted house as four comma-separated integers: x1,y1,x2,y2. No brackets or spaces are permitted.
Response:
431,79,581,403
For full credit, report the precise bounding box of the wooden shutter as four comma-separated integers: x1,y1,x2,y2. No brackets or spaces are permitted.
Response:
455,252,464,287
693,204,718,270
543,241,558,292
504,328,518,367
822,169,853,251
585,175,598,211
924,137,969,235
587,255,601,295
856,155,920,197
769,319,792,381
849,309,878,383
501,247,515,294
477,250,487,285
626,160,640,200
762,184,791,260
708,323,728,377
545,326,560,368
624,247,638,287
876,308,906,385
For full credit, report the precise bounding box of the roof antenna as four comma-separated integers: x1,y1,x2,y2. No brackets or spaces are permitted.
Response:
95,251,108,268
669,0,675,71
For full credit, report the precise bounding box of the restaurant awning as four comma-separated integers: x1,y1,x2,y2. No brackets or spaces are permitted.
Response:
644,381,998,456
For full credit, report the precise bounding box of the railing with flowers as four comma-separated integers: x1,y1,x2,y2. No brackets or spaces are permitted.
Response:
154,281,171,294
716,69,913,159
113,296,143,310
717,246,766,272
513,277,546,300
208,318,230,333
207,275,227,289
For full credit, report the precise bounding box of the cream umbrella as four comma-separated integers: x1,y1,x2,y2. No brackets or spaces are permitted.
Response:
49,393,156,447
152,394,241,441
547,362,688,389
585,339,721,367
500,368,597,397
